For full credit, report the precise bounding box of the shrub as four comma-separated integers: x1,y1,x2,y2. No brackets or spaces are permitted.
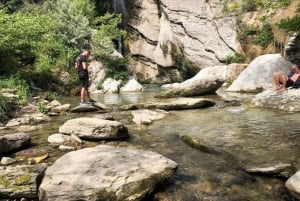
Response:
103,57,128,81
0,75,29,105
38,101,49,114
226,53,245,64
253,24,274,48
277,16,300,32
170,44,193,79
0,95,9,123
242,0,257,12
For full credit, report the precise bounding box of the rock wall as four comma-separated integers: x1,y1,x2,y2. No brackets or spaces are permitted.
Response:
125,0,238,83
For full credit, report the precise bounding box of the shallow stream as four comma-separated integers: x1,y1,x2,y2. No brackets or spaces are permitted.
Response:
21,85,300,200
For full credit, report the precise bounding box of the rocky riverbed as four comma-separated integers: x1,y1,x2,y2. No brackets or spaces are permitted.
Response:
1,85,300,201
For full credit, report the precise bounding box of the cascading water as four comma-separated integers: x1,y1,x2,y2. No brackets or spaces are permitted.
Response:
111,0,128,23
111,0,128,54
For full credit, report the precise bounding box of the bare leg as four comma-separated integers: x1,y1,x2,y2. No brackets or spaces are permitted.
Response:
278,75,288,91
272,72,281,90
81,87,86,102
85,90,92,100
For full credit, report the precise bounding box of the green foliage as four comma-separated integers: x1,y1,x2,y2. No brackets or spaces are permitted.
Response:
255,0,291,9
277,4,300,32
170,44,192,79
91,13,126,58
160,42,169,56
0,95,9,123
97,79,104,90
43,0,93,48
238,23,273,48
47,91,58,101
0,75,29,105
241,0,258,12
0,10,64,76
277,16,300,32
103,57,128,81
95,0,111,16
226,53,245,64
0,0,23,12
38,101,49,114
253,24,274,48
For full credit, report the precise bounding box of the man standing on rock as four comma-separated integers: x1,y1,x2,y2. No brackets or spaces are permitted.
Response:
75,49,96,105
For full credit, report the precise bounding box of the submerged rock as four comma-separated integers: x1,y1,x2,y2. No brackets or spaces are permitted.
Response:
59,117,129,140
181,135,220,155
39,145,178,201
70,104,99,113
120,97,215,111
131,109,168,125
245,163,294,178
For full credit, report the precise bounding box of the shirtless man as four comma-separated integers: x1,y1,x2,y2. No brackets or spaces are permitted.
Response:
273,64,300,91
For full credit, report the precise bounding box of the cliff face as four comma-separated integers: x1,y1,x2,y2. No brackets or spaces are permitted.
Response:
124,0,300,83
125,0,238,83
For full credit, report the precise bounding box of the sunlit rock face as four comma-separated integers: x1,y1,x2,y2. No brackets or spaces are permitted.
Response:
125,0,239,83
285,32,300,66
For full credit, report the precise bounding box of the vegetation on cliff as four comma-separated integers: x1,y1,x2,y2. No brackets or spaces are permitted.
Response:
0,0,125,122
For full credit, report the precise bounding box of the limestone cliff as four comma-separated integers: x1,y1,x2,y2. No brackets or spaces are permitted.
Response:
125,0,237,83
123,0,300,83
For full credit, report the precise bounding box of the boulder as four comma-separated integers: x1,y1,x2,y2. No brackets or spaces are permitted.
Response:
0,132,31,155
5,113,51,127
102,78,122,94
227,54,292,93
131,109,168,125
88,61,106,94
0,164,47,199
50,104,70,114
70,104,99,113
120,97,215,111
157,65,226,98
285,171,300,200
120,79,144,92
47,134,68,144
1,157,16,165
39,145,177,201
251,89,300,112
58,117,129,140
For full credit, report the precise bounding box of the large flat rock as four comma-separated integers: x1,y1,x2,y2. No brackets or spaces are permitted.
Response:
39,145,178,201
58,117,129,140
120,97,215,111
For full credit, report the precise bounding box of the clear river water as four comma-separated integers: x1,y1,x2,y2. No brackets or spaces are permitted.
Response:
22,85,300,201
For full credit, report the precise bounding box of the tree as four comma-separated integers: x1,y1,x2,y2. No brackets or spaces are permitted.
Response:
91,13,126,57
0,10,63,75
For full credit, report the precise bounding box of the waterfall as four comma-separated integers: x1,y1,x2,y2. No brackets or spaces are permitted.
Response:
111,0,128,54
111,0,128,25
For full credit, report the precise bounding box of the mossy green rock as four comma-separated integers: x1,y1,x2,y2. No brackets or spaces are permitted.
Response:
0,163,47,199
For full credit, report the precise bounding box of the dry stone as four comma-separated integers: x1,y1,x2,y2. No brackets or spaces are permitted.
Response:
39,145,177,201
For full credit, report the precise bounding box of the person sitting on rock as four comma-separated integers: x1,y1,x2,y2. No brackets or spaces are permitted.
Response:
272,64,300,91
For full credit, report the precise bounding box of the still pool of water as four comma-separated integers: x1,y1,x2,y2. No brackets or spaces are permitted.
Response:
18,85,300,200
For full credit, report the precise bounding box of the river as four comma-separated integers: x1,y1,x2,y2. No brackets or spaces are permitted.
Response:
28,85,300,201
